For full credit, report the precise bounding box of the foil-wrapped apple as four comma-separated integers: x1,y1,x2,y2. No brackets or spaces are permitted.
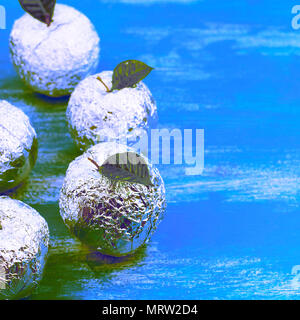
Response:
10,3,100,97
67,61,157,151
0,196,49,299
0,100,37,193
59,142,166,257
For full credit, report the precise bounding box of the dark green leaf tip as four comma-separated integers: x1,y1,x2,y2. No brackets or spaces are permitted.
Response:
111,60,154,92
18,0,56,26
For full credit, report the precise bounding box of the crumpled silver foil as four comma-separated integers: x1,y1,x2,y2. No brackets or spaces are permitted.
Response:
9,4,100,97
66,71,157,151
0,196,49,300
0,100,37,193
59,142,166,257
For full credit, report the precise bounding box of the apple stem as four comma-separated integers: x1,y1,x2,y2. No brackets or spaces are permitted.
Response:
45,14,51,27
97,77,111,93
88,158,101,171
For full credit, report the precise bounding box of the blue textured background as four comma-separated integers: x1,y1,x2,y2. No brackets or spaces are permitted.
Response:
1,0,300,299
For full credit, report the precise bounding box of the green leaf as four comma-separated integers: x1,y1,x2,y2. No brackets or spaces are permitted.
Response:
89,152,153,187
111,60,154,91
18,0,56,26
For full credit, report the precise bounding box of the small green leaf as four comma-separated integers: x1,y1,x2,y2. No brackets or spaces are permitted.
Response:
88,153,153,187
18,0,56,26
111,60,154,91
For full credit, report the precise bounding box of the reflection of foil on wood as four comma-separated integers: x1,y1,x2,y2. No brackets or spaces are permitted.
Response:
60,142,166,257
0,197,49,299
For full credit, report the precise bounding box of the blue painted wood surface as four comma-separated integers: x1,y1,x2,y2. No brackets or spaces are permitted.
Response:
0,0,300,299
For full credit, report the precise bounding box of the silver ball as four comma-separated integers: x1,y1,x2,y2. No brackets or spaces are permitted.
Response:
0,100,37,193
66,71,157,151
59,142,166,257
9,4,100,97
0,196,49,299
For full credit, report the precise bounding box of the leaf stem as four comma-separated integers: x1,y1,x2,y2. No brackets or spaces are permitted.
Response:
97,77,111,93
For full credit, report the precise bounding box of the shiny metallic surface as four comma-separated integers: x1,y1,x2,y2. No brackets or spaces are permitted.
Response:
66,71,157,151
60,142,166,257
9,4,100,97
0,100,37,193
0,196,49,299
